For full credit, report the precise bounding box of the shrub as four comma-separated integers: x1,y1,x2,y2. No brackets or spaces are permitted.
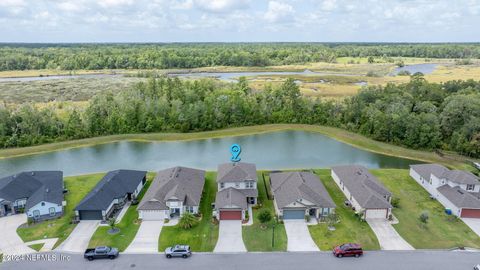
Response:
326,213,339,227
419,212,429,224
391,197,400,208
397,70,411,76
179,212,198,229
108,217,116,230
305,215,311,222
366,71,380,77
258,209,272,224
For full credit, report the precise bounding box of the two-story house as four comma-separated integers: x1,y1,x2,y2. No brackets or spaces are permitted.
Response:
214,162,258,220
410,164,480,218
137,166,205,220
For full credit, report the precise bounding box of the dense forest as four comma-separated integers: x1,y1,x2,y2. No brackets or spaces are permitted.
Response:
0,75,479,157
1,43,480,71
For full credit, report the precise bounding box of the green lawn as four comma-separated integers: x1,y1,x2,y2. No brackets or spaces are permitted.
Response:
309,169,380,250
372,169,480,249
17,173,105,249
28,243,44,252
242,173,287,251
158,172,219,252
88,172,155,251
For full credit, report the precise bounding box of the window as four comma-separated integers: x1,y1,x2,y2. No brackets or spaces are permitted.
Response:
49,207,56,216
220,183,224,189
246,181,254,188
235,183,240,188
467,184,475,191
186,206,194,213
33,210,40,218
41,202,45,206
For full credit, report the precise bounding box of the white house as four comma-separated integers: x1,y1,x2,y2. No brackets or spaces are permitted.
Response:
410,164,480,218
214,162,258,220
331,165,392,220
138,166,205,221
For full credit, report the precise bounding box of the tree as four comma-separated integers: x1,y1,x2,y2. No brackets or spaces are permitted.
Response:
326,213,339,228
368,56,375,64
179,212,198,229
258,209,272,224
108,217,116,230
419,212,429,224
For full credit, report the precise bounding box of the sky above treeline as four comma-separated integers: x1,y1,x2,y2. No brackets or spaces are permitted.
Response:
0,0,479,43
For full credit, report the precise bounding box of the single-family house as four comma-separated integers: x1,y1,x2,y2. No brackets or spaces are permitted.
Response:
331,165,392,220
410,164,480,218
270,171,335,220
214,162,258,220
137,166,205,220
75,170,147,221
0,171,65,221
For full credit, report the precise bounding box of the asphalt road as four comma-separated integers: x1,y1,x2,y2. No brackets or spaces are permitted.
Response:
1,251,479,270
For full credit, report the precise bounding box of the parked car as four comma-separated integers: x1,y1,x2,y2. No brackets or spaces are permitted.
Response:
333,243,363,258
165,245,192,258
474,264,480,270
84,246,119,261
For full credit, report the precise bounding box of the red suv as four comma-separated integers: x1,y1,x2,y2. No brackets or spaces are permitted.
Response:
333,243,363,258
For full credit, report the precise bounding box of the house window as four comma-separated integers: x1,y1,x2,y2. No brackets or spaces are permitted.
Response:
467,184,475,191
49,207,56,216
220,183,224,189
235,183,240,188
33,210,40,218
246,181,254,188
41,202,45,206
185,206,194,213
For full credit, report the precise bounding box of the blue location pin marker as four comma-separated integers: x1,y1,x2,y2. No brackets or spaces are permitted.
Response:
230,144,241,162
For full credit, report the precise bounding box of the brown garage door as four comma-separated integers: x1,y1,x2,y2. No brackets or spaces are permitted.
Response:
461,208,480,218
220,210,242,220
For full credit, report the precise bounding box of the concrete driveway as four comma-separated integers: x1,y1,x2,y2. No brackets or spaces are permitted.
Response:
214,220,246,253
283,220,319,252
462,218,480,237
125,221,163,253
0,215,35,255
56,221,99,253
367,219,414,250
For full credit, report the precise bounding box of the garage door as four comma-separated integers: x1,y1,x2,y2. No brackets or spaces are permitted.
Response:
365,209,387,219
220,210,242,220
79,210,103,220
283,209,306,220
140,210,165,220
461,209,480,218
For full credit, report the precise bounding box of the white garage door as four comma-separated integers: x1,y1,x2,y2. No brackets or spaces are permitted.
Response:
140,210,165,220
365,209,387,219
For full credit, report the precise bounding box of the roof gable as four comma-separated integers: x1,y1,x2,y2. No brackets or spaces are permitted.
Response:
217,162,257,183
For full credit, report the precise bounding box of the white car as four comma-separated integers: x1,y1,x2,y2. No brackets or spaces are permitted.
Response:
474,264,480,270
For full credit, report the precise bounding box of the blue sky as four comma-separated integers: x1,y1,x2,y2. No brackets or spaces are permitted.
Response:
0,0,479,42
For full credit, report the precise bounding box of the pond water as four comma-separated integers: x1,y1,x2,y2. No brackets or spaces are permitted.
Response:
0,131,420,177
391,63,438,76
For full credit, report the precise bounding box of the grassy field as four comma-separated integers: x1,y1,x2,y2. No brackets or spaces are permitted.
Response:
372,169,480,249
16,173,105,248
28,243,44,252
242,173,287,251
0,124,472,170
158,172,219,252
308,169,380,250
88,172,155,251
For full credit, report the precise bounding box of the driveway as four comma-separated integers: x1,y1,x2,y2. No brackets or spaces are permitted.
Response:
283,220,319,251
0,215,35,255
214,220,246,253
56,221,99,253
367,219,414,250
462,218,480,237
125,221,163,253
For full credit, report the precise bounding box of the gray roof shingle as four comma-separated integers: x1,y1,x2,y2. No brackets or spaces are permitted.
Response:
137,167,205,211
0,171,63,210
410,164,479,185
437,185,480,209
215,187,248,209
75,170,147,211
217,162,257,183
270,172,335,209
331,165,392,209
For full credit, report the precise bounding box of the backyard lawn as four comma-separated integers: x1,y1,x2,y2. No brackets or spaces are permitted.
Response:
309,169,380,250
88,172,155,251
372,169,480,249
17,173,105,249
158,172,219,252
28,243,44,252
242,172,287,252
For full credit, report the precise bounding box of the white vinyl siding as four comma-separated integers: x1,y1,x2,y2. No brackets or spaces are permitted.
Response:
26,201,62,218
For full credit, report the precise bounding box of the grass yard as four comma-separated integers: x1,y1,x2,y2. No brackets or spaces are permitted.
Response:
16,173,105,249
309,169,380,250
88,172,155,251
242,172,287,251
372,169,480,249
28,243,44,252
158,172,219,252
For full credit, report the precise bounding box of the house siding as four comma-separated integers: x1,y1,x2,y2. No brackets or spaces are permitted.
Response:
27,201,63,221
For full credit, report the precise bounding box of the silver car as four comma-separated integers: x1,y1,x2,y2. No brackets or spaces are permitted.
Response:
165,245,192,259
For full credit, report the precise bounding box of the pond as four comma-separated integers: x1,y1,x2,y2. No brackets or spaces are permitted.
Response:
391,63,438,76
0,131,420,177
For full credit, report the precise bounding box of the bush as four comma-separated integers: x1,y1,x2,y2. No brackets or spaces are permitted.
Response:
108,217,116,229
258,209,272,224
419,212,429,224
305,215,311,222
366,71,380,77
391,197,400,208
397,70,411,76
326,213,339,227
179,212,198,229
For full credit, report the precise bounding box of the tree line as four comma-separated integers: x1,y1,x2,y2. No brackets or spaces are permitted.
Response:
1,43,480,71
0,75,479,157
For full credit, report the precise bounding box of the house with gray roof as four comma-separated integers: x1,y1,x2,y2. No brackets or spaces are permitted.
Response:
214,162,258,220
75,170,147,221
410,164,480,218
0,171,65,221
331,165,392,220
270,171,335,220
137,166,205,221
